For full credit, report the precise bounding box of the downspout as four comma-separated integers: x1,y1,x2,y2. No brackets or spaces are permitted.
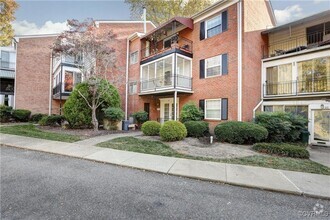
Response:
125,38,129,120
237,0,243,121
49,53,53,116
13,38,18,109
253,100,263,119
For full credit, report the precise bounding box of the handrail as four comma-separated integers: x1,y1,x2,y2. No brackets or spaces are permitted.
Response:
140,74,192,92
141,35,193,60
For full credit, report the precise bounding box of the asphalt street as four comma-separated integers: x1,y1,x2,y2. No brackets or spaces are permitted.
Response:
1,146,329,220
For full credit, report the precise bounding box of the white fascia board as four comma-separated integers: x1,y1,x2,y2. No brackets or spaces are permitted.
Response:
94,20,156,28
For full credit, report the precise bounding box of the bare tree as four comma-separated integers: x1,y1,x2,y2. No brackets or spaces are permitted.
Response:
52,19,119,131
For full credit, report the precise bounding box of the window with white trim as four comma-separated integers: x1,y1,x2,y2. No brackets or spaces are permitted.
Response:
205,55,222,77
130,51,138,64
206,15,222,38
205,99,221,120
129,81,137,94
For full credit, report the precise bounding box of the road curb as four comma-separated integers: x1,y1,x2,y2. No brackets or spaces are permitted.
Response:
2,143,330,200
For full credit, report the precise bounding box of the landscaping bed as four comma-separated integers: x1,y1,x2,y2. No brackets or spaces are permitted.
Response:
97,137,330,175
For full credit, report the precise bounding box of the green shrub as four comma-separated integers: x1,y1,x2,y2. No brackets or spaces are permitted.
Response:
63,81,121,128
0,105,12,122
179,102,204,123
39,115,65,126
160,121,187,142
132,111,148,125
252,143,309,159
255,112,308,143
141,121,161,136
214,121,268,144
103,107,124,122
30,113,47,123
184,121,209,138
12,109,31,122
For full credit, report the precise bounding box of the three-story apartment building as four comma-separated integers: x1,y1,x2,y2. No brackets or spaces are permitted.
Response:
126,0,275,130
260,10,330,146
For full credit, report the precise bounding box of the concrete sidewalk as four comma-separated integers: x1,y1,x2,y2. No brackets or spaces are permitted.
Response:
1,133,330,199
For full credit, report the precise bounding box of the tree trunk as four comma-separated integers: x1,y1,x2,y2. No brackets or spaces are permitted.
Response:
92,106,98,131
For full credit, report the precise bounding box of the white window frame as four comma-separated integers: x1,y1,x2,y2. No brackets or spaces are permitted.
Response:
205,55,222,78
205,14,222,39
129,81,137,94
205,99,222,120
130,51,138,65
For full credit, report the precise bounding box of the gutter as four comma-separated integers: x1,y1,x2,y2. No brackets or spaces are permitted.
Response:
49,54,53,116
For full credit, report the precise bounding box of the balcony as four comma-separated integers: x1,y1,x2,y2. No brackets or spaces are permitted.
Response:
53,83,71,100
263,29,330,59
263,77,330,97
140,74,192,94
141,35,193,61
0,60,15,70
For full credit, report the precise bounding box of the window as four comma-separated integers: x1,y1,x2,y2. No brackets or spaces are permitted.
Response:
297,56,330,93
265,63,293,95
130,51,138,64
205,55,221,77
129,82,137,94
264,105,308,119
206,15,222,38
64,71,74,92
205,99,221,120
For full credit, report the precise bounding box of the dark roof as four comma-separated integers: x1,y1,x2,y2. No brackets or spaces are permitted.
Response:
262,10,330,34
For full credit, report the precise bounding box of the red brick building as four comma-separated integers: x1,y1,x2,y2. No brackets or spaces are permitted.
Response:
12,0,277,133
126,0,275,131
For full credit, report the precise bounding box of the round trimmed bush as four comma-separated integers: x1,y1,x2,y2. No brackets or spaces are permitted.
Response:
214,121,268,144
184,121,209,138
179,102,204,123
12,109,31,122
141,121,161,136
30,113,47,123
160,121,187,142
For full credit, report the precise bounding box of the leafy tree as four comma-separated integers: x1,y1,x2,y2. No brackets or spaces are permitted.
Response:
125,0,212,26
52,19,122,131
0,0,19,46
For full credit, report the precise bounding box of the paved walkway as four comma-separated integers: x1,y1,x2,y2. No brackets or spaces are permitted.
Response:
1,133,329,199
308,146,330,168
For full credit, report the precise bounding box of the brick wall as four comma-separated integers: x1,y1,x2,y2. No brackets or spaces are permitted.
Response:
15,36,56,114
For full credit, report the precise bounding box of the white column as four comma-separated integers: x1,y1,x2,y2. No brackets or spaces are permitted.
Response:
174,91,177,121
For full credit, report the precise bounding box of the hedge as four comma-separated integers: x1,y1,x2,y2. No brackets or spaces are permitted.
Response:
12,109,31,122
160,121,187,142
141,121,161,136
214,121,268,144
0,105,12,122
39,115,65,126
252,143,310,159
255,112,308,143
184,121,209,138
179,102,204,123
30,113,47,123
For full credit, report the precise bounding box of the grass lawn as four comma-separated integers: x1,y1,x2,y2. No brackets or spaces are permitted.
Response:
97,137,330,175
0,124,81,143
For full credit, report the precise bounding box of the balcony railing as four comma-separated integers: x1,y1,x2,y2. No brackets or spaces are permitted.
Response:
140,74,192,93
0,60,15,70
263,29,330,58
141,35,193,60
263,77,330,97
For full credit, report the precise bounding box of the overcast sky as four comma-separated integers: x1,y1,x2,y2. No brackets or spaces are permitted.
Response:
13,0,330,35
